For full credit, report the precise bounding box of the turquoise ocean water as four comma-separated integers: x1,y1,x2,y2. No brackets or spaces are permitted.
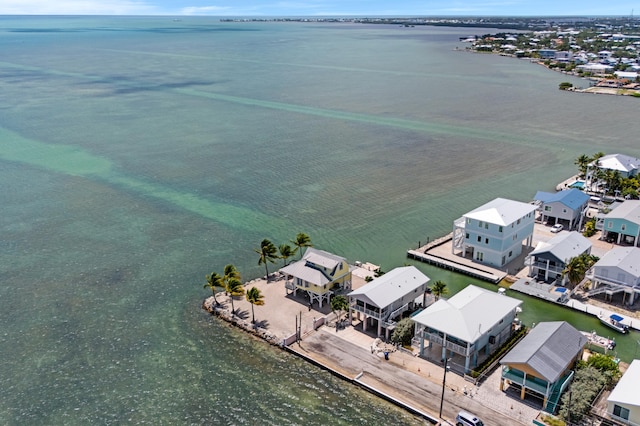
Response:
1,16,640,424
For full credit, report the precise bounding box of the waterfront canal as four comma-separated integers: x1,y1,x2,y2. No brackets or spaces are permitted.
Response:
413,263,640,364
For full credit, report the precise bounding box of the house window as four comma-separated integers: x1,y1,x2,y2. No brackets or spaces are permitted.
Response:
477,236,481,242
509,251,512,257
608,221,613,229
544,206,552,212
465,232,469,239
467,218,471,224
476,252,484,261
517,218,521,225
478,220,483,228
485,238,489,244
562,208,567,213
621,224,626,231
484,222,489,229
613,404,630,420
499,226,503,233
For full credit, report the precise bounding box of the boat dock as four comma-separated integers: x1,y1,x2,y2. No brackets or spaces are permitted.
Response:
581,331,617,354
407,234,508,284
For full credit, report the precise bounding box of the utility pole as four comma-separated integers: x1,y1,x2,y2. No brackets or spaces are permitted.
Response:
439,357,451,418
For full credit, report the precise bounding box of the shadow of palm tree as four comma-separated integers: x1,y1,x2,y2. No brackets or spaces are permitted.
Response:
234,309,250,320
254,319,270,329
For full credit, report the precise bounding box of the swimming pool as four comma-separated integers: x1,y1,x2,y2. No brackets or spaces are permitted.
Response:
569,180,585,189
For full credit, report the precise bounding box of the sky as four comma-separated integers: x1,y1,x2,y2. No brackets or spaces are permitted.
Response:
0,0,638,17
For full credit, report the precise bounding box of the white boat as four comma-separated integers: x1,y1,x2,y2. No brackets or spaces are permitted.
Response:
599,313,629,334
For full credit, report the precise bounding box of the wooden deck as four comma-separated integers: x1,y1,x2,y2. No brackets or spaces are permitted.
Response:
407,235,508,284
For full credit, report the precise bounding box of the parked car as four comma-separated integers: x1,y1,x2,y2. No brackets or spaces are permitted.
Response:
550,224,563,233
456,410,484,426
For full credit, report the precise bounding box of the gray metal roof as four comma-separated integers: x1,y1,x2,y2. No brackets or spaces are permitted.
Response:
348,266,430,308
500,321,587,383
529,231,592,264
603,200,640,224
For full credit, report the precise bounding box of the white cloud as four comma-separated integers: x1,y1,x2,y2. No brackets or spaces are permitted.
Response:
0,0,157,15
181,6,234,15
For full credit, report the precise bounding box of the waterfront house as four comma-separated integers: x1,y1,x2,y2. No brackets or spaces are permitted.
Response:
526,231,592,285
348,266,431,339
586,246,640,305
412,285,522,373
452,198,537,268
586,154,640,190
596,200,640,246
280,247,351,308
533,188,590,231
500,321,587,413
607,359,640,425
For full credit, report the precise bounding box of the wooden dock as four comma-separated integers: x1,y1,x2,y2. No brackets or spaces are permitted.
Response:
407,234,507,284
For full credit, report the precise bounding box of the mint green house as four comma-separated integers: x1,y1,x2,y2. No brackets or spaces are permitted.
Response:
597,200,640,246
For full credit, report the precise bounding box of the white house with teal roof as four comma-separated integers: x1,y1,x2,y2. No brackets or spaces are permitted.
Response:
452,198,537,268
597,200,640,246
534,188,590,231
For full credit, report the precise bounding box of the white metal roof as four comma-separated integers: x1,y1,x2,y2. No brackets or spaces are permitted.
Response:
609,359,640,407
463,198,537,226
595,246,640,279
594,153,640,174
279,247,346,285
348,266,430,309
302,247,345,269
411,285,522,343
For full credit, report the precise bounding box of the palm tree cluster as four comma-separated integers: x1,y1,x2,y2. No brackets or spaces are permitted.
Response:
203,263,266,323
562,252,599,289
575,152,640,199
201,233,312,324
254,232,313,280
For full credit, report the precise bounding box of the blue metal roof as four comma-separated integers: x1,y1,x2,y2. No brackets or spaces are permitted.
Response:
534,188,590,210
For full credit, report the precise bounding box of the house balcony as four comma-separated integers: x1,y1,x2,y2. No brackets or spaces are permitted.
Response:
502,366,549,396
530,261,564,275
350,304,383,320
422,331,474,356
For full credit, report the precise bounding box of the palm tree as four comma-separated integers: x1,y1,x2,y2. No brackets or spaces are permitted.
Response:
574,154,591,179
226,277,245,316
330,295,349,326
203,272,224,306
245,286,265,324
562,253,599,289
222,264,241,294
291,232,312,259
431,280,449,300
278,243,295,267
255,239,278,279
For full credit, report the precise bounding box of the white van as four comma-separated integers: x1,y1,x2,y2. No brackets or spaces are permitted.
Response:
455,410,484,426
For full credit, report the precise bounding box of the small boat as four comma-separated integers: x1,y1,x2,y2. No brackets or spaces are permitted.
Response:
599,313,629,334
